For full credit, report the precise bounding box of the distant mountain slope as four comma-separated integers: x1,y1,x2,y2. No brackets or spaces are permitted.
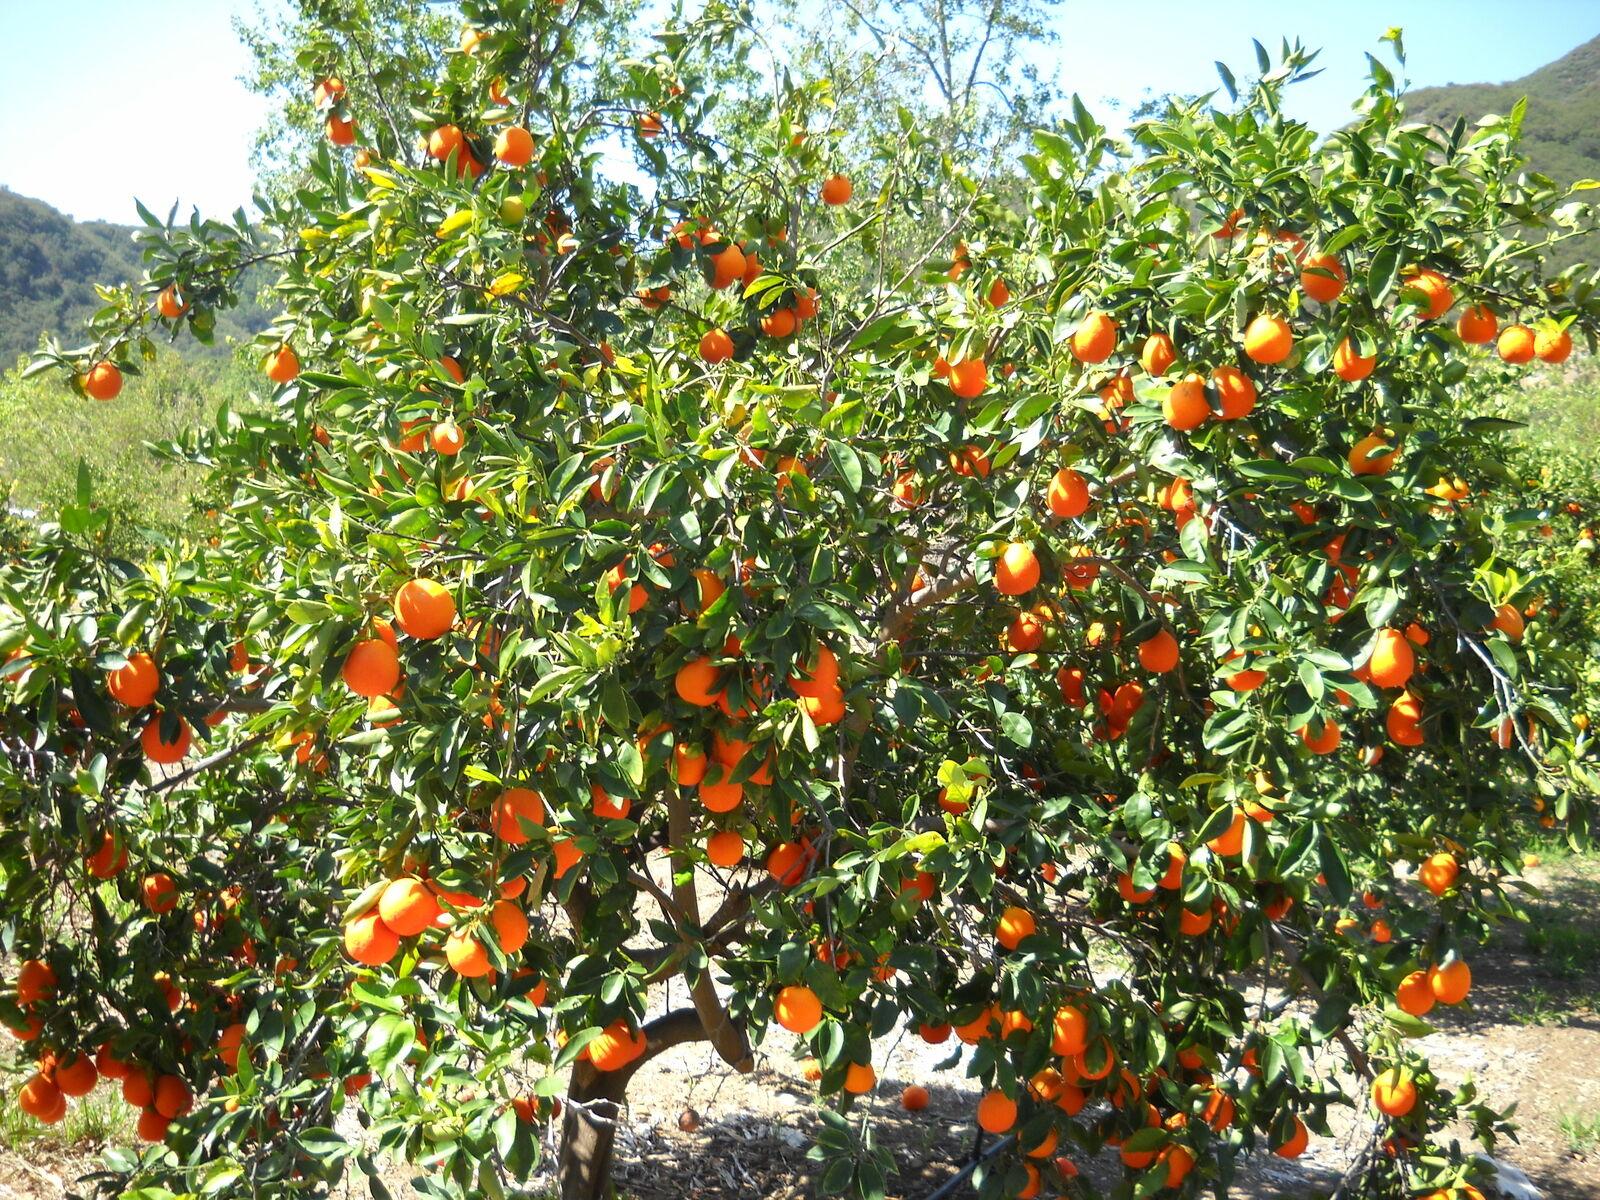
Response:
0,189,272,369
1404,34,1600,270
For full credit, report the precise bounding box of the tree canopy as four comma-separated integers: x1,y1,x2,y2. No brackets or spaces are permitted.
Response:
5,6,1600,1200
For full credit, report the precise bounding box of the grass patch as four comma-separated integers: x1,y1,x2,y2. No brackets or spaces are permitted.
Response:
1525,908,1600,982
1504,985,1573,1027
1559,1108,1600,1158
0,1081,133,1152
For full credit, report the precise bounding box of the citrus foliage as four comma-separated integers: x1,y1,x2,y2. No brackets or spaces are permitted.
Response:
6,7,1600,1200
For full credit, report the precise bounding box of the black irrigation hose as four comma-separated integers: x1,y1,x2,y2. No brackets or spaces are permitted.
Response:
923,1131,1017,1200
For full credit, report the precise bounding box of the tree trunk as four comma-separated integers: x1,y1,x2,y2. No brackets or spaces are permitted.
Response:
558,1061,626,1200
555,1008,715,1200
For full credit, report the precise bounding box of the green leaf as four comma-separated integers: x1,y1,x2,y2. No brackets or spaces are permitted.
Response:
594,423,648,448
826,440,863,493
1366,244,1400,304
365,1012,416,1075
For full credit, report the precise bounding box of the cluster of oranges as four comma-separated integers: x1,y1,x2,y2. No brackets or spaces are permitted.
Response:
12,960,193,1142
343,875,533,982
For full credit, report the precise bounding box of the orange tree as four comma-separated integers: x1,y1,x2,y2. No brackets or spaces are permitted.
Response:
5,8,1600,1199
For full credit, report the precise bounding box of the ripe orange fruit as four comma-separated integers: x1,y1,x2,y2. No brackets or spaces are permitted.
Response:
428,124,466,161
430,421,465,455
1300,253,1346,303
1387,691,1424,747
1179,907,1213,935
16,960,55,1005
1051,1004,1089,1056
378,878,441,937
948,357,987,399
122,1072,155,1108
1418,851,1458,896
708,243,746,289
264,344,300,384
706,829,744,867
1273,1116,1309,1159
820,174,853,205
393,579,456,639
1348,432,1399,476
343,639,400,698
218,1025,248,1071
551,837,585,879
755,307,794,338
1457,304,1497,344
1138,629,1179,674
141,714,191,764
325,114,356,145
975,1090,1018,1133
1139,332,1175,376
986,278,1010,308
1159,843,1187,889
1535,325,1573,363
18,1074,63,1122
767,840,810,886
901,1084,930,1111
995,905,1036,950
843,1061,876,1094
153,1074,192,1119
1333,337,1376,382
1202,1089,1235,1131
698,772,743,813
590,783,631,821
1368,628,1415,689
492,786,545,844
1429,959,1471,1004
1070,311,1118,363
1006,609,1046,653
699,328,734,363
490,899,529,954
85,830,126,879
994,542,1040,595
445,928,492,977
312,76,345,106
1490,602,1525,641
1243,313,1293,364
494,125,534,166
344,911,399,966
156,286,189,319
1396,969,1435,1016
53,1053,98,1097
674,743,709,786
1117,872,1155,903
674,657,722,706
637,110,663,138
774,985,823,1034
1497,324,1535,364
1403,268,1454,319
1211,364,1256,419
108,651,160,707
82,361,123,401
1163,373,1210,430
1206,810,1247,856
1047,468,1090,518
1301,718,1341,755
1371,1068,1416,1117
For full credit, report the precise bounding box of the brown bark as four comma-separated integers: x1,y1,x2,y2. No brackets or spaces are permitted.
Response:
556,1008,717,1200
665,786,754,1073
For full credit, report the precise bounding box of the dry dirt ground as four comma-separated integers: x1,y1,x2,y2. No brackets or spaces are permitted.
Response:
4,848,1600,1200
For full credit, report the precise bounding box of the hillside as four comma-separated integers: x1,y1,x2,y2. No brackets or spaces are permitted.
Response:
1404,33,1600,269
0,189,272,369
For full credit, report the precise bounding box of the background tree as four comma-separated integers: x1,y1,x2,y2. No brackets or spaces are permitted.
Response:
4,8,1599,1200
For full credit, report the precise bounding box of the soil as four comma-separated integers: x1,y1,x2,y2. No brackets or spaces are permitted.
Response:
4,854,1600,1200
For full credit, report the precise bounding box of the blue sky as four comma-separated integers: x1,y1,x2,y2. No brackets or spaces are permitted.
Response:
3,1,1598,224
